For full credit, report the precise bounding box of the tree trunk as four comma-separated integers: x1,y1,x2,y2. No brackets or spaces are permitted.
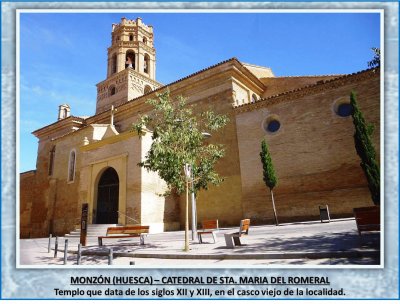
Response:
270,189,279,226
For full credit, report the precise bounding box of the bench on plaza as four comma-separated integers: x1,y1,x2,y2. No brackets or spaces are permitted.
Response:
353,206,380,237
98,225,150,246
198,219,219,244
224,219,250,249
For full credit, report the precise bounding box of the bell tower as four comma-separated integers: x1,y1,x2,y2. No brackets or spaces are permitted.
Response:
107,17,156,79
96,17,161,114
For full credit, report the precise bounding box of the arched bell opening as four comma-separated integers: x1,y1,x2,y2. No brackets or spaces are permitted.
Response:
125,51,136,70
144,53,150,74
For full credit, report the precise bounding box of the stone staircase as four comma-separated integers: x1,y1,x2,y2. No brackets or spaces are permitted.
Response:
64,224,120,238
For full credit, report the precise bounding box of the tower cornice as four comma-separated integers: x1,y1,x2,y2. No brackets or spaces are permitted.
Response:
107,41,155,54
96,68,162,90
112,18,153,34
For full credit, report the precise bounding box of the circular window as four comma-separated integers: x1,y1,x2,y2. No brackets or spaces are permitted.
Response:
337,103,353,117
333,97,353,117
263,115,281,133
267,120,280,132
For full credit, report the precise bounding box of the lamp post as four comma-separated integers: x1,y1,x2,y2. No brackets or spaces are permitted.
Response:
183,163,191,251
191,174,197,241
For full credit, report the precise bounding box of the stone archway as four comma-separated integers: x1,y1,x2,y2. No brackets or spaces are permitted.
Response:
125,50,136,70
95,167,119,224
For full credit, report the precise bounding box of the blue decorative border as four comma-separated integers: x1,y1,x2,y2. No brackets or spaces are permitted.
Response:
2,1,399,301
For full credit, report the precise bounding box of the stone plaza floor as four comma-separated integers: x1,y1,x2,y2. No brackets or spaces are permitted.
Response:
19,218,380,267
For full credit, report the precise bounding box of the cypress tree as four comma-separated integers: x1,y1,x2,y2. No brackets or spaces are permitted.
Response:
260,139,279,225
350,91,380,205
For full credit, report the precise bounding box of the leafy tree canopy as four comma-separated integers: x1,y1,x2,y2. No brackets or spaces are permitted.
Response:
132,90,229,196
368,47,380,68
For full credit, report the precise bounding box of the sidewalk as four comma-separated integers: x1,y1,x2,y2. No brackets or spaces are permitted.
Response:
19,218,380,267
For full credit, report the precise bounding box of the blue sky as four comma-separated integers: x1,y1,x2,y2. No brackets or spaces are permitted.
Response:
19,12,381,172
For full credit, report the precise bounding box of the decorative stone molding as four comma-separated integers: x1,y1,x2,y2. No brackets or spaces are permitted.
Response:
32,116,86,139
80,130,142,152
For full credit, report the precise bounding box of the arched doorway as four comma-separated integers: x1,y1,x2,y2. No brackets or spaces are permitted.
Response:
96,167,119,224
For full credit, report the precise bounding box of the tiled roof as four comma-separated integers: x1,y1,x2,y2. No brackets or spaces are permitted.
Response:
270,74,344,79
32,116,86,135
50,125,91,142
233,67,379,110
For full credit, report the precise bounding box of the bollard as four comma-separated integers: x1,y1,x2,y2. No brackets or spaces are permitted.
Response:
77,243,82,265
108,248,113,265
48,234,52,253
54,236,59,258
63,239,69,265
130,261,135,265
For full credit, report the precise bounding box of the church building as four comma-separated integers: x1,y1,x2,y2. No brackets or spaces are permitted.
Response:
20,17,380,238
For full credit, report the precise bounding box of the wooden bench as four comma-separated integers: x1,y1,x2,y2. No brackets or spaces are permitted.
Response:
353,206,380,236
224,219,250,249
197,219,219,244
98,226,150,246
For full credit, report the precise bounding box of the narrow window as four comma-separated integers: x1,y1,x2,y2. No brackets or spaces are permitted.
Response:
48,146,56,176
111,54,117,74
109,86,116,96
144,54,150,74
143,37,147,44
129,34,134,41
68,150,76,182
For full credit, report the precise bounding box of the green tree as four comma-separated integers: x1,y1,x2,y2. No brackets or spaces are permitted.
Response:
368,47,380,68
260,139,279,225
350,91,380,205
132,90,229,251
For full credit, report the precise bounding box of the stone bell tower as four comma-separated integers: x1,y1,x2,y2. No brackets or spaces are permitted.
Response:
95,17,161,114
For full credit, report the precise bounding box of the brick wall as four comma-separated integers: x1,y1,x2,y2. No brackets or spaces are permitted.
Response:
20,171,36,238
235,70,380,224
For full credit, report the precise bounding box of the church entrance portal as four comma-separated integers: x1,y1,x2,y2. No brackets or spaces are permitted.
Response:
96,167,119,224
